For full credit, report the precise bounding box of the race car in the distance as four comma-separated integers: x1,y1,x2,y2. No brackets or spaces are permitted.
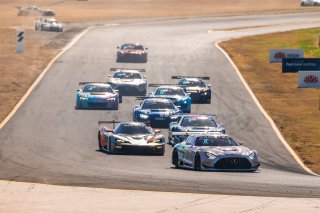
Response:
17,5,55,16
149,85,192,113
107,68,147,96
173,76,211,103
301,0,320,6
116,43,148,63
35,18,63,32
134,98,182,128
172,133,260,171
168,114,225,146
98,121,165,155
76,83,121,110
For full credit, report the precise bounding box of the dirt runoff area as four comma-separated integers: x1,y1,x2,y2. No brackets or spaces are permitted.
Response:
220,28,320,174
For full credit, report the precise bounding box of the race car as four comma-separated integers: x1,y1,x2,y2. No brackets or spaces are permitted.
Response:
133,98,182,128
17,5,55,16
116,43,148,63
172,133,260,171
173,76,211,103
76,83,121,110
149,84,192,113
301,0,320,6
35,18,63,32
168,114,225,146
98,121,165,155
107,68,147,96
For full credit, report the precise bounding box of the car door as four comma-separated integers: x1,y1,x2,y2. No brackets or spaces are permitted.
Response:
182,136,195,167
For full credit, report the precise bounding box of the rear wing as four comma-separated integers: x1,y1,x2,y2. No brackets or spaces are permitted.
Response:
78,82,107,85
148,83,177,88
98,120,122,128
172,76,210,80
110,68,146,72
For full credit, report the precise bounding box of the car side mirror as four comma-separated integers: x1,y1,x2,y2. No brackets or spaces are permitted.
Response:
117,46,120,49
154,129,161,134
208,84,212,88
107,129,114,133
114,90,119,93
145,47,148,50
238,142,244,146
134,105,139,108
108,75,111,77
143,76,147,78
170,122,178,126
219,123,224,128
77,89,80,92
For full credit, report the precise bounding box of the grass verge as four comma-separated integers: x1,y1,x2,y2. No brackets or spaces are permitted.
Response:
220,28,320,174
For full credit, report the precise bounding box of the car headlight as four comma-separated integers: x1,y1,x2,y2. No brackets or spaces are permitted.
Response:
115,138,129,143
139,114,149,119
248,151,256,160
206,153,217,160
107,97,116,101
183,100,187,104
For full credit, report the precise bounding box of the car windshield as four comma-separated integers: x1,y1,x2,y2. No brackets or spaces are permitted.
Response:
113,72,142,79
141,100,175,110
180,117,217,127
195,136,238,146
154,88,185,96
178,80,206,87
114,124,153,135
121,44,144,50
83,85,113,93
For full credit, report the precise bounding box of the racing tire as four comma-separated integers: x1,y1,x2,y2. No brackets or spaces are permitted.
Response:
194,154,202,171
98,133,102,150
172,149,179,168
108,140,115,154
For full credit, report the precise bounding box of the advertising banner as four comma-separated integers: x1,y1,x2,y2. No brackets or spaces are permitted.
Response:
298,71,320,88
282,58,320,73
269,49,304,63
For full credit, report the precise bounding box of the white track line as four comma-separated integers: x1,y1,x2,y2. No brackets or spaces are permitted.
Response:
0,27,95,130
215,40,318,176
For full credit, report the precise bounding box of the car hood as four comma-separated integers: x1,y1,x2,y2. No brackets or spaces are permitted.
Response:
114,134,155,145
198,146,251,156
81,92,115,98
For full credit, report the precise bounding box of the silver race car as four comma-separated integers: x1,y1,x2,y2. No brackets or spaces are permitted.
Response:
172,133,260,171
98,121,165,155
301,0,320,6
168,114,225,146
107,68,147,96
35,18,63,32
17,5,55,16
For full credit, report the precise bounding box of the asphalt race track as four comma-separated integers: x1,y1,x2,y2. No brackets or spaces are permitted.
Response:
0,12,320,198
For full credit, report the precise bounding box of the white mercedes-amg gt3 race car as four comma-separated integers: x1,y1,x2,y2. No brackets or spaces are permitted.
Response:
35,18,63,32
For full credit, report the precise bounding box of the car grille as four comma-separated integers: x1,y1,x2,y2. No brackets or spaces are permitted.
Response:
88,102,107,108
214,157,252,169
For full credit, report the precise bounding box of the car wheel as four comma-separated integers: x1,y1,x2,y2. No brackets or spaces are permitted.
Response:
108,140,115,154
172,149,179,168
194,154,202,171
98,133,102,150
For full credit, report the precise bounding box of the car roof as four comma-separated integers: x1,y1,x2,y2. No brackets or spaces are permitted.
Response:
156,85,182,89
114,70,141,74
143,98,173,103
119,121,146,126
84,83,111,87
179,78,203,82
193,133,229,138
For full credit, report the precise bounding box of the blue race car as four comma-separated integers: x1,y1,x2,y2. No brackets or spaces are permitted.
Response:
76,83,121,110
133,98,182,128
168,114,225,146
149,85,192,113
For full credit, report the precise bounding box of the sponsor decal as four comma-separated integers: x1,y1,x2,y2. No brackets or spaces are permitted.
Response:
304,75,319,84
274,52,285,59
282,58,320,73
298,71,320,88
